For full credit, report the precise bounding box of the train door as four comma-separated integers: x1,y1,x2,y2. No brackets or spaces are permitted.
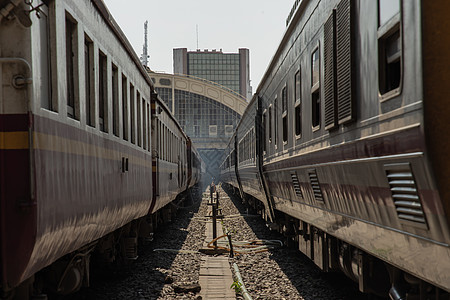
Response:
256,96,275,221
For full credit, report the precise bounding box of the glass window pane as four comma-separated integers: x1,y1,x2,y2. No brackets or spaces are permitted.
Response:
312,49,320,87
295,71,300,101
379,0,400,26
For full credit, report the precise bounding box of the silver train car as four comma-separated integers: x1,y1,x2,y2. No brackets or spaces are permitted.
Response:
0,0,202,298
220,0,450,298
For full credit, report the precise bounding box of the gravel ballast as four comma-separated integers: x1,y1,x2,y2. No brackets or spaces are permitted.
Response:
69,183,381,300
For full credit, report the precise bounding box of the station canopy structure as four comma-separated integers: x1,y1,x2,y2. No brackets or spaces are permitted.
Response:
148,71,248,181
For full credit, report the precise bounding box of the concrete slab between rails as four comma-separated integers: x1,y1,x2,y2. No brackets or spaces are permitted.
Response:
199,192,235,299
199,256,235,299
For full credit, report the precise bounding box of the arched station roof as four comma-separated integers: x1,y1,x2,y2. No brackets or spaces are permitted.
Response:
149,72,248,116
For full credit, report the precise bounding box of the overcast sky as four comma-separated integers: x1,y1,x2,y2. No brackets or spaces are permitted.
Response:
103,0,295,90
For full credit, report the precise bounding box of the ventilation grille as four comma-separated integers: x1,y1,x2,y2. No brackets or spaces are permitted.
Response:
308,169,323,202
291,173,303,198
324,11,337,130
336,0,354,124
385,164,427,226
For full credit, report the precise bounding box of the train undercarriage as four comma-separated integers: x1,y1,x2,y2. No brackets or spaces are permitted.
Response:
223,184,450,300
1,197,183,300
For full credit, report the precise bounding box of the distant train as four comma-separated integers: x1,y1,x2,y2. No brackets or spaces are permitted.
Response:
221,0,450,298
0,0,202,298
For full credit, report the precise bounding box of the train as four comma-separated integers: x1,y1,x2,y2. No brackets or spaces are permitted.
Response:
0,0,202,298
220,0,450,299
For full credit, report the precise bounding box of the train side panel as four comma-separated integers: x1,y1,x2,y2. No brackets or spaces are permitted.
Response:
1,0,156,290
150,94,188,213
248,0,449,293
0,6,36,288
186,137,201,188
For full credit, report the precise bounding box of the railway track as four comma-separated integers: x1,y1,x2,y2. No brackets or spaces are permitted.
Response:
68,184,386,300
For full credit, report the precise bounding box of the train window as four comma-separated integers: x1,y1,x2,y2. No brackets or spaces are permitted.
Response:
240,140,243,163
147,103,151,152
84,35,94,127
249,132,251,161
294,70,302,137
378,0,402,98
137,91,142,147
98,51,108,132
252,128,256,161
249,131,252,161
158,121,161,158
142,98,147,150
268,106,272,144
244,134,247,162
378,27,401,96
281,86,287,113
312,49,320,87
122,75,128,140
171,133,174,162
130,83,135,144
165,127,168,161
295,70,301,102
243,141,246,163
166,128,169,161
274,96,278,147
163,125,165,160
311,47,321,130
238,141,241,163
143,99,147,149
168,131,171,162
39,4,53,111
282,85,288,144
112,63,119,137
262,111,267,153
162,125,165,161
65,13,79,120
243,137,245,162
245,135,247,162
160,125,163,160
249,131,251,161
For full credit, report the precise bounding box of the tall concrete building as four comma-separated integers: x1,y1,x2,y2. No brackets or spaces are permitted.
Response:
173,48,252,101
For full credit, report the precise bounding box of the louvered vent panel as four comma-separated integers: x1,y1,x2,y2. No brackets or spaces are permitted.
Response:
385,165,427,225
336,0,354,124
291,173,303,198
308,169,323,202
324,11,337,130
